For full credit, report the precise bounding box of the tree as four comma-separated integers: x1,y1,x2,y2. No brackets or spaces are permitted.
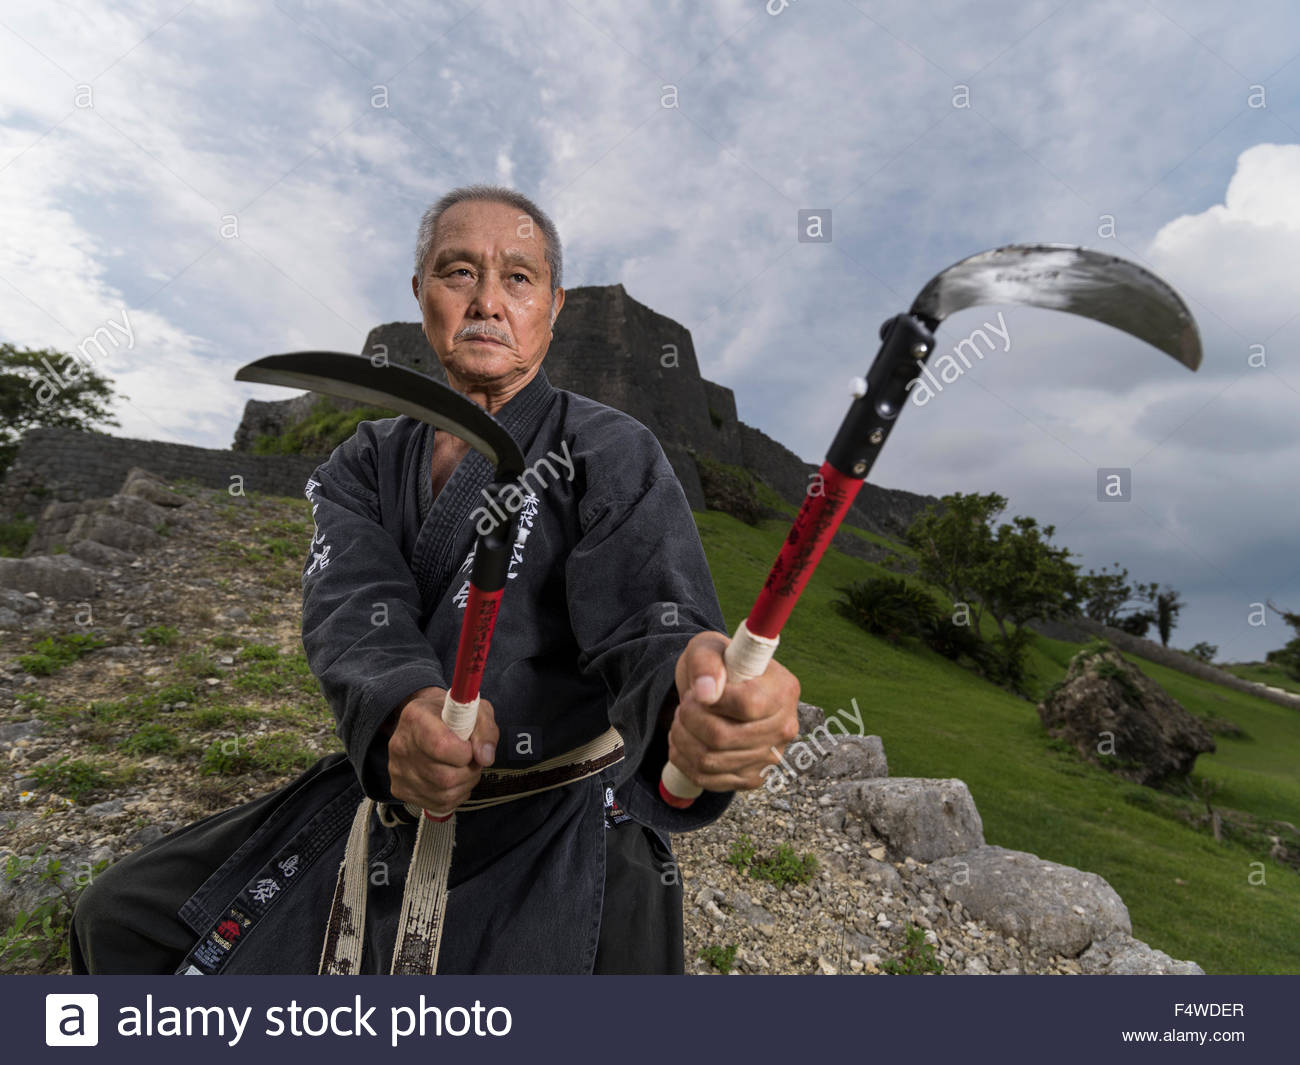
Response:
1116,610,1156,638
1187,641,1217,663
907,494,1079,642
0,343,121,476
1151,585,1185,647
1265,601,1300,681
905,492,1003,632
974,514,1080,642
1079,562,1133,625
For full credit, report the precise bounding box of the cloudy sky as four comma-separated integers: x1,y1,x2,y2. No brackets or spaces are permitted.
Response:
2,0,1298,662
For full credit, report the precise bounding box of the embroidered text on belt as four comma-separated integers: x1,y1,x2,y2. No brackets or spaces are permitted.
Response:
318,726,625,974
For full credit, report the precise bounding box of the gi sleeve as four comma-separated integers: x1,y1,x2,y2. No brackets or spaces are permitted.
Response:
565,464,733,833
301,425,446,801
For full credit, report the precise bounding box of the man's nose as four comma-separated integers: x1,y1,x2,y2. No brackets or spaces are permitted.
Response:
468,272,506,316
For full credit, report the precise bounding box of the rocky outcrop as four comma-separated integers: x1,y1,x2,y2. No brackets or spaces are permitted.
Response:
1031,616,1300,712
0,469,193,622
677,701,1204,975
927,846,1131,956
826,778,985,862
1037,645,1216,786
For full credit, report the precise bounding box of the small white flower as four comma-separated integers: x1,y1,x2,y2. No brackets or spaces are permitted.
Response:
18,791,34,805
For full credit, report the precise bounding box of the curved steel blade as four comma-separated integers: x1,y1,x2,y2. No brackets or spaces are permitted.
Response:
910,244,1202,370
235,351,526,477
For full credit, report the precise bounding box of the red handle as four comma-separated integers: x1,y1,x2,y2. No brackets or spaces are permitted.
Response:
658,463,865,808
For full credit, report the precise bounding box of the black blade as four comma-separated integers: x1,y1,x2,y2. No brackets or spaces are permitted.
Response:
910,244,1202,370
235,352,526,477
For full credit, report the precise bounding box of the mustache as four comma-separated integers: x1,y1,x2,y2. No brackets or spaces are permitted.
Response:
456,325,511,344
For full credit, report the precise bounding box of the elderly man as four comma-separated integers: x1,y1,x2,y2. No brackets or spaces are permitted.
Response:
71,184,800,974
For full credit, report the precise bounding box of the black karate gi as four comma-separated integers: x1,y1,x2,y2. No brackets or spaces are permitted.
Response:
71,366,732,974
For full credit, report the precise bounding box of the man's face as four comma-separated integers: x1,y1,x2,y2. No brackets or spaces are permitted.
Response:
412,199,561,395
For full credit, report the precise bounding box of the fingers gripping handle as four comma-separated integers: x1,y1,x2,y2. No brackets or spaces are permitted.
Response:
657,619,780,809
424,693,479,822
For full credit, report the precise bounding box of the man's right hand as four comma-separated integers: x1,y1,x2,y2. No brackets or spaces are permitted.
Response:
384,686,498,813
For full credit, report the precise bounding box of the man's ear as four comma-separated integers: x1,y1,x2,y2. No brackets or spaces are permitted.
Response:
411,273,420,300
550,287,565,328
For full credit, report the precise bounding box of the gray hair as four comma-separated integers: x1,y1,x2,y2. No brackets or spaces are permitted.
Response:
413,184,563,296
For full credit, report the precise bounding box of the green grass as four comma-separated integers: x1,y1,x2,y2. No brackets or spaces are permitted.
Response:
693,509,1300,974
28,758,122,803
140,624,180,646
231,646,318,698
17,632,108,676
199,732,320,776
248,396,396,456
119,723,182,756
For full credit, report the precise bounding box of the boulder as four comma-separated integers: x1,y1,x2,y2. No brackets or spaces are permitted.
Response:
0,555,101,599
1037,645,1215,785
797,701,826,733
0,588,43,616
121,467,187,507
68,539,137,567
928,845,1131,957
826,777,984,861
65,512,162,553
0,720,43,745
1079,931,1204,975
806,734,888,781
25,492,174,557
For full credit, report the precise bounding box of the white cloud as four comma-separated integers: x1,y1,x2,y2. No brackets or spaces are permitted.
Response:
1149,143,1300,338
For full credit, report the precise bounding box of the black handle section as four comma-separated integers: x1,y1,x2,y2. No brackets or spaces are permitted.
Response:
471,482,521,593
824,313,936,479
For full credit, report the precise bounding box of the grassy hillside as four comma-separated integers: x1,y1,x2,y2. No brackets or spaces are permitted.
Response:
693,509,1300,975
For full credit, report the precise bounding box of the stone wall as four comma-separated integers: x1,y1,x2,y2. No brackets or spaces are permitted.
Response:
0,428,325,520
1032,615,1300,712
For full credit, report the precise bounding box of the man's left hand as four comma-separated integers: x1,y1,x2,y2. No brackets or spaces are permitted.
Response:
667,630,800,792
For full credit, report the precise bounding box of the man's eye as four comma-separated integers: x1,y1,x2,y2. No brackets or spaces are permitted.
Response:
511,273,529,283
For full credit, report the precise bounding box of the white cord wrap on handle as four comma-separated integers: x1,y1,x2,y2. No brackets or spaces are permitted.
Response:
441,692,479,740
722,618,780,684
423,692,479,819
658,618,781,806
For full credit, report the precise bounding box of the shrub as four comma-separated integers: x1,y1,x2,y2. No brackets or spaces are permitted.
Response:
725,833,818,888
881,922,943,975
981,628,1037,695
700,943,738,974
0,848,109,971
0,516,35,557
919,615,988,665
835,577,939,643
